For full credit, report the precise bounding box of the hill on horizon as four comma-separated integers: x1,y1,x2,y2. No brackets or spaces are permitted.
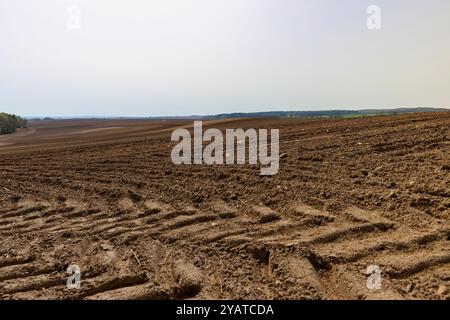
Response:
26,107,449,121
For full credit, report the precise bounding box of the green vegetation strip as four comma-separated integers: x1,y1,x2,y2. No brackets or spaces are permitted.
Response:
0,112,27,134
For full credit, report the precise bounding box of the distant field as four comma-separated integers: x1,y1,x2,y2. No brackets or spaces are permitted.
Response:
0,111,449,300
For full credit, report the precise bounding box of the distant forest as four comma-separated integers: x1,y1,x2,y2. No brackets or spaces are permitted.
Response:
0,113,28,134
207,107,449,120
144,107,450,120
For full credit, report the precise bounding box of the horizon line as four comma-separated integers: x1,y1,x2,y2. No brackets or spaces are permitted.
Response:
20,106,450,119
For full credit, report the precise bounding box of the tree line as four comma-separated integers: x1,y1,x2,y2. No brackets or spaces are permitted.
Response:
0,113,28,134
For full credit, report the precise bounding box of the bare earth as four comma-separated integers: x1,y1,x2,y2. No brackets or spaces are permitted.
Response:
0,112,449,300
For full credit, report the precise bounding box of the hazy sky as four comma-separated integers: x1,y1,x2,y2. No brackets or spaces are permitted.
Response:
1,0,449,117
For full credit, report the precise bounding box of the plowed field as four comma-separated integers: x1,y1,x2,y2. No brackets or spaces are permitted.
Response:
0,112,449,300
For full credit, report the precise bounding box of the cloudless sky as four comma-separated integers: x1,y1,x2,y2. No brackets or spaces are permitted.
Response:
1,0,449,117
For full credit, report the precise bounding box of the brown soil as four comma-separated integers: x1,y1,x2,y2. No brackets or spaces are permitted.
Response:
0,112,449,300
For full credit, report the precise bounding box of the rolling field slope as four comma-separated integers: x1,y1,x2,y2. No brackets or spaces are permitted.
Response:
0,112,449,299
